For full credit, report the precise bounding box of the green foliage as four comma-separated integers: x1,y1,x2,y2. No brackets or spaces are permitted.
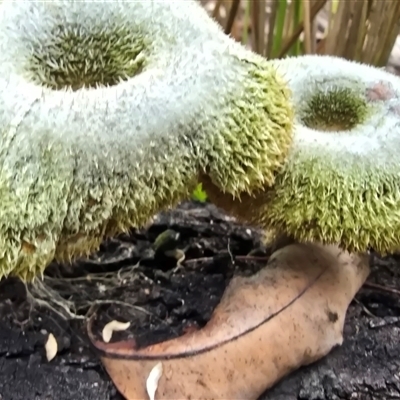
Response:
192,183,208,202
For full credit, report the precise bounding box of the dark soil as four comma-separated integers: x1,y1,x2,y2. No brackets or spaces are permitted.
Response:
0,201,399,400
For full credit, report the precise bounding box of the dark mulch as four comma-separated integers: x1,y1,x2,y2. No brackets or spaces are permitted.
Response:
0,201,399,400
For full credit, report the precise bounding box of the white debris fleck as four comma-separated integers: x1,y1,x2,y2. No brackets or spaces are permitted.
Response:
45,333,58,362
146,362,163,400
97,283,107,293
102,320,130,343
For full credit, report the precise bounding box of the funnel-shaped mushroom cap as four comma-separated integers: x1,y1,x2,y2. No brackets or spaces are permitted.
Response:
203,55,400,254
0,0,293,280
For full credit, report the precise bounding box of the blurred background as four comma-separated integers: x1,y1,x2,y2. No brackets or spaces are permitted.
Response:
198,0,400,73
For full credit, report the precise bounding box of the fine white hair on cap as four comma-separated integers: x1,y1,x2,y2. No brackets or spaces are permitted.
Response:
271,55,400,164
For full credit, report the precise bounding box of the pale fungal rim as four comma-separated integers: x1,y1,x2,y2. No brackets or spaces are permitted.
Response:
0,0,233,131
271,55,400,173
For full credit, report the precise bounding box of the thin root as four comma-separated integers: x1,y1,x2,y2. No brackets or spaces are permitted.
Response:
23,261,154,322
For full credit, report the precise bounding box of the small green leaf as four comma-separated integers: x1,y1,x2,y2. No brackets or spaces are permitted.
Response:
192,183,208,202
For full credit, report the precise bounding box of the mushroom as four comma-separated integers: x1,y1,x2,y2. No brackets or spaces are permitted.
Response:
0,0,293,280
203,55,400,254
0,1,390,398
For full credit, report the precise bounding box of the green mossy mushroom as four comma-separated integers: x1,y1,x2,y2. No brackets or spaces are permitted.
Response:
0,0,294,280
202,55,400,254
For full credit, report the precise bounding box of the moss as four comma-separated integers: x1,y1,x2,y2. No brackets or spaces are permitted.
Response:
0,0,294,280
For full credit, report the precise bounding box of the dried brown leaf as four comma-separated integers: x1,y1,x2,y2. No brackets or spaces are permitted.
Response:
90,243,369,399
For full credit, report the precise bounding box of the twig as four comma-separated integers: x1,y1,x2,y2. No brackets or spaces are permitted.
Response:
227,238,235,264
224,0,241,35
278,0,327,58
212,0,224,19
353,297,377,318
364,281,400,296
302,0,312,54
184,254,269,265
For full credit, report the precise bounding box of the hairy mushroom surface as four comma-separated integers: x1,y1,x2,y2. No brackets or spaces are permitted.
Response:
0,0,294,280
202,55,400,254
